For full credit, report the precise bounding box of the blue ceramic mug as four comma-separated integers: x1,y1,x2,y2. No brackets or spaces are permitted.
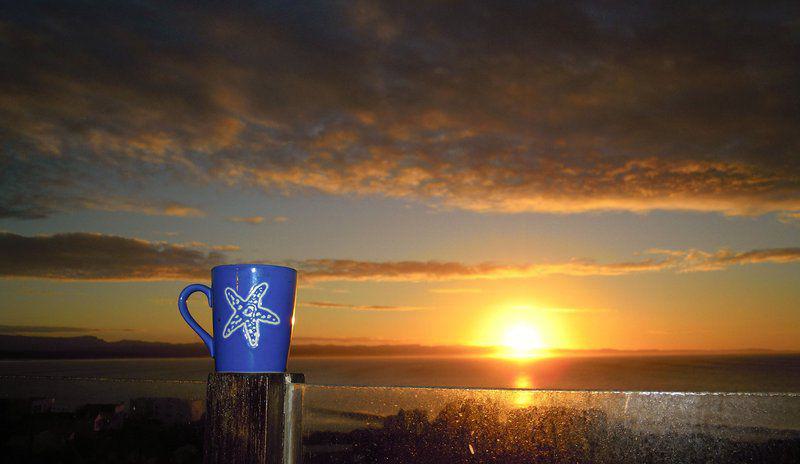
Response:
178,264,297,372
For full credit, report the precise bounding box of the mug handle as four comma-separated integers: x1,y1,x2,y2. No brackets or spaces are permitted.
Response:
178,284,215,357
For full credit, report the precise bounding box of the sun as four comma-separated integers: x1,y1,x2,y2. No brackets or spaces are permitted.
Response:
500,323,547,359
475,302,563,359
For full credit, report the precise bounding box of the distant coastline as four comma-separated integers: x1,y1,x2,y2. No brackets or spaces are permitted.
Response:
0,335,793,360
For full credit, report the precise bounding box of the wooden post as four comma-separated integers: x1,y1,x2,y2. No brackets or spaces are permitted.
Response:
204,373,305,464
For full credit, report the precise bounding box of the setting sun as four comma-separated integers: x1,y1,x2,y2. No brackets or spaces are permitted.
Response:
500,323,547,358
474,302,566,358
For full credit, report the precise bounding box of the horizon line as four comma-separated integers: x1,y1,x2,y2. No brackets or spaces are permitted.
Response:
0,333,798,356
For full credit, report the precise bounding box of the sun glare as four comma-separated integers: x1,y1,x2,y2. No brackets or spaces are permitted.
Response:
500,323,546,359
476,302,565,359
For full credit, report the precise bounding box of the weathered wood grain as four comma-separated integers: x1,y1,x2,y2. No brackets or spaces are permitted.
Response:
204,372,304,464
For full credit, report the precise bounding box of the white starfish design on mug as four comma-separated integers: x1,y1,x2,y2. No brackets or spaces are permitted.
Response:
222,282,280,348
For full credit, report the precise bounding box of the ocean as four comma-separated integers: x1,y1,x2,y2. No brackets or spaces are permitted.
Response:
2,353,800,391
3,354,800,455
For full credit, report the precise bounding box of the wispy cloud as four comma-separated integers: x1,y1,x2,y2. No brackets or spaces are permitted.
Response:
211,245,240,252
0,193,206,220
537,306,611,315
229,216,265,225
429,288,483,294
178,241,240,252
0,233,800,282
158,204,206,218
0,325,100,334
302,300,424,312
300,249,800,281
292,336,406,345
228,215,287,224
0,325,136,335
645,247,800,272
778,212,800,225
0,232,797,281
502,303,611,315
297,257,671,281
1,1,798,218
645,329,713,336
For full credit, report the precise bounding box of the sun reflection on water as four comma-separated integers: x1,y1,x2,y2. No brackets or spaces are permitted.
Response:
512,374,535,407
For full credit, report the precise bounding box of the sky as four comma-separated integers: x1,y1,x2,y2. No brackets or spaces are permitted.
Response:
0,0,798,351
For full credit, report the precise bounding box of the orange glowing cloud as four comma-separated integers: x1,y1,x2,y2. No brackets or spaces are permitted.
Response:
1,232,797,282
302,301,423,312
2,1,798,218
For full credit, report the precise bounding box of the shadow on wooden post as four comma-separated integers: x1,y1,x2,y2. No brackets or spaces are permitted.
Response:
204,373,305,464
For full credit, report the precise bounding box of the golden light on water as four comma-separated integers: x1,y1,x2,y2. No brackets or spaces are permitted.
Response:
513,390,535,407
513,375,535,407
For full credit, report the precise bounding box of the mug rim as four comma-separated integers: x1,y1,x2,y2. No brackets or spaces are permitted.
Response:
212,263,297,273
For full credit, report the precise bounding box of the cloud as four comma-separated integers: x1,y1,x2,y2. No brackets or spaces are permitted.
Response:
160,204,206,218
534,306,611,315
1,1,798,217
501,302,611,315
228,215,287,224
297,248,800,281
0,325,100,334
645,329,712,336
0,192,205,219
654,247,800,272
81,197,205,218
429,287,483,294
0,232,220,280
778,212,800,224
229,216,265,224
302,300,423,312
0,325,141,336
179,241,241,252
292,336,406,345
297,257,674,281
210,244,241,252
0,232,797,281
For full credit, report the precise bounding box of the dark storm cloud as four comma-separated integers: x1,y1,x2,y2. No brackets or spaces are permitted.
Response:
1,232,797,281
1,0,799,216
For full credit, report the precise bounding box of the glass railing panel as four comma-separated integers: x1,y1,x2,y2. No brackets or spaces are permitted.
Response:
4,376,800,463
300,385,800,463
